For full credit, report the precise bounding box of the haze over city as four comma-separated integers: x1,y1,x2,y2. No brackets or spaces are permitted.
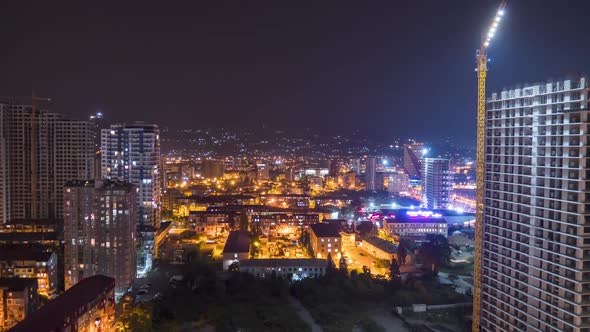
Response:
1,1,590,142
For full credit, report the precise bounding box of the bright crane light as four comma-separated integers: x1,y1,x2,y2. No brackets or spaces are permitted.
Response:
482,9,505,50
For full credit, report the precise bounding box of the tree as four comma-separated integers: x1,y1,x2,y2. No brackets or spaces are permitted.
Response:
117,305,153,332
357,220,377,238
389,258,401,287
362,265,371,276
419,234,451,274
398,244,408,265
327,253,335,271
228,261,240,273
339,255,348,277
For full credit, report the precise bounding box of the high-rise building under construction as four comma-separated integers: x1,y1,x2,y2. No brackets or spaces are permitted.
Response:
480,78,590,331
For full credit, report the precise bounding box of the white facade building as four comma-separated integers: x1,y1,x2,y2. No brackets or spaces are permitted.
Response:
101,123,161,275
422,158,452,209
481,78,590,331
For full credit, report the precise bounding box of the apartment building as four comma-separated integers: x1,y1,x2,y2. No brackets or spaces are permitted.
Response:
0,99,94,223
422,158,452,209
10,275,115,332
480,78,590,331
404,142,425,178
383,210,448,239
64,180,136,295
0,247,57,298
308,223,342,260
239,258,328,280
0,278,38,330
101,123,161,275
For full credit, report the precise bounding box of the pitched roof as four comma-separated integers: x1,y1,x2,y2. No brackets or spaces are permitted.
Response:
309,223,341,238
363,237,398,254
10,275,115,332
223,230,250,253
239,258,328,268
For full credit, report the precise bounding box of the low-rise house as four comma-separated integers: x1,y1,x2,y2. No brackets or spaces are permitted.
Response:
309,223,342,259
360,237,401,262
188,212,233,238
448,234,474,250
239,258,328,280
10,275,115,332
222,230,251,270
0,278,38,330
0,246,57,297
383,210,448,240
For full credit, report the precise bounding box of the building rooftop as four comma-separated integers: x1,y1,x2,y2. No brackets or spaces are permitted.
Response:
239,258,328,268
223,230,251,253
10,275,115,332
0,278,37,291
363,237,398,254
309,223,341,238
384,210,447,224
0,246,54,262
64,179,135,190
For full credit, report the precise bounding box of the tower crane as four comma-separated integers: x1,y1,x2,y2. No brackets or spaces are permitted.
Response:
473,2,507,331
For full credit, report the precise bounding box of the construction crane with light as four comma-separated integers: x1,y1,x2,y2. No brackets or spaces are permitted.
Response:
473,2,507,331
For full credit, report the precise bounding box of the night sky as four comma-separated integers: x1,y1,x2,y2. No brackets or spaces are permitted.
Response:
1,1,589,143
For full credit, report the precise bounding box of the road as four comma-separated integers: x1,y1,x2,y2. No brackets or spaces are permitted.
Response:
288,295,323,332
370,308,411,332
344,246,389,276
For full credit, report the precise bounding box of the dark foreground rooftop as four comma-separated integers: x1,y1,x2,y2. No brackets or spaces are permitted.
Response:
10,275,115,332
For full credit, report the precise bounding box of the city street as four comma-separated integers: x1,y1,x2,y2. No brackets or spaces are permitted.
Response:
343,246,389,276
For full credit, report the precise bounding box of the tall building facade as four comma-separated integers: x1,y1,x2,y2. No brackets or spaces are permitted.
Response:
64,180,136,295
202,159,224,179
366,157,377,191
101,123,161,275
388,172,410,194
404,142,424,178
422,158,451,209
0,99,94,223
480,78,590,331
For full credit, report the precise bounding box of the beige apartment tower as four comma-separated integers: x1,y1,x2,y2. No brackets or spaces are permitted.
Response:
64,180,136,295
0,99,94,223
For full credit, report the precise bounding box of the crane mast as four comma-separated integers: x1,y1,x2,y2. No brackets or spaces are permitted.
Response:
473,2,506,331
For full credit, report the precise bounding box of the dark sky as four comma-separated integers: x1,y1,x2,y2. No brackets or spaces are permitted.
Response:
1,1,589,143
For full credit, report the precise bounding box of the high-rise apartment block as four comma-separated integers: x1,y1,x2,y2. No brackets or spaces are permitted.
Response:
366,157,377,191
404,142,425,178
101,123,161,275
202,159,224,179
64,180,136,295
388,173,410,194
480,78,590,331
422,158,451,209
0,99,94,223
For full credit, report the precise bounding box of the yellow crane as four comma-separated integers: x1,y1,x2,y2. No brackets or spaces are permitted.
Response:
473,2,507,331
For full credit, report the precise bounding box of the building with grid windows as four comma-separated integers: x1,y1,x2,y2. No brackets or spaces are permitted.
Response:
64,180,136,295
480,78,590,331
0,99,94,223
101,123,161,275
422,158,452,209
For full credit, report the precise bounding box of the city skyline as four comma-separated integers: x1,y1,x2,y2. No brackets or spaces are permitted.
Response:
3,1,590,331
1,1,590,142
